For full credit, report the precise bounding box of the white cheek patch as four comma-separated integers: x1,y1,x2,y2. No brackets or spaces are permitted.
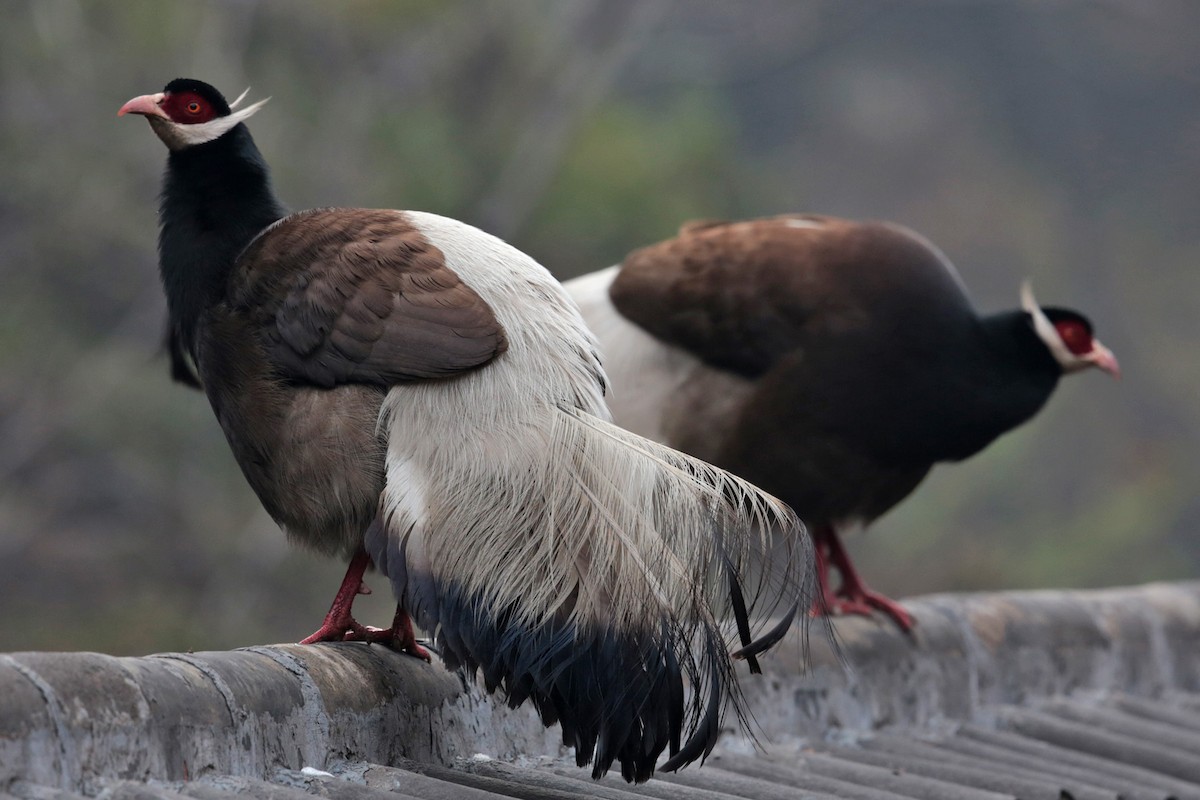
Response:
149,96,270,150
1021,280,1087,372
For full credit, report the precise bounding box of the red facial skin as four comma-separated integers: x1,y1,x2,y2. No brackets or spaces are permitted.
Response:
1054,319,1093,356
1053,319,1120,377
117,91,220,124
159,91,219,124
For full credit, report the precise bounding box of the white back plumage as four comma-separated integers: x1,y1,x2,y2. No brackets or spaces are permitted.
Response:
367,212,811,781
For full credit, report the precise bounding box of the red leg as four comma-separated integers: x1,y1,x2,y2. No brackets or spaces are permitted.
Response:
380,605,432,663
299,547,432,659
299,548,374,644
810,525,914,631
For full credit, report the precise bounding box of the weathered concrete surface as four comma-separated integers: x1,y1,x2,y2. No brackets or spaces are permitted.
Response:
746,580,1200,739
0,644,558,794
2,582,1199,794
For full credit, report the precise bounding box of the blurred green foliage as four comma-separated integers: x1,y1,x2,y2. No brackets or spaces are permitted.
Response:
1,0,1197,655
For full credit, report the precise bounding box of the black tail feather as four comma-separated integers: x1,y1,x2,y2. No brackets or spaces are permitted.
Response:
369,499,805,783
732,601,800,662
725,561,761,674
405,578,739,783
659,644,724,773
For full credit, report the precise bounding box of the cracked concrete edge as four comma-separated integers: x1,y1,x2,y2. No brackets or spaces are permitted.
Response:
2,582,1199,792
0,642,552,792
740,580,1200,741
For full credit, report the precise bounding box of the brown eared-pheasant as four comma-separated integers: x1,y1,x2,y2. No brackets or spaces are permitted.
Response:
120,80,811,783
566,215,1119,631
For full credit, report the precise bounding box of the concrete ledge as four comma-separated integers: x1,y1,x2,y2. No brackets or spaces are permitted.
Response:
3,582,1200,793
0,644,557,792
761,580,1200,737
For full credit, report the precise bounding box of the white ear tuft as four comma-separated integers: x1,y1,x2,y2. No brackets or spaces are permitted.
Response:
1022,279,1055,340
1020,279,1041,316
228,95,270,124
228,87,252,109
1022,279,1080,371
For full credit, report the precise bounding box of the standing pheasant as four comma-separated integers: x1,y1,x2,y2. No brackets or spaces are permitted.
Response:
566,215,1118,631
119,80,810,782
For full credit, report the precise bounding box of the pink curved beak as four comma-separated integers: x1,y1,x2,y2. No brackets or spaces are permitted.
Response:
1087,340,1120,379
118,93,167,118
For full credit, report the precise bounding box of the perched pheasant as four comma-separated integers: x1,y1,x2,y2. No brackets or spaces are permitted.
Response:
119,80,809,783
566,215,1119,631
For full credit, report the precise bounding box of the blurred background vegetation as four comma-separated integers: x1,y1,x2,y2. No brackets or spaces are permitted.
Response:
1,0,1197,655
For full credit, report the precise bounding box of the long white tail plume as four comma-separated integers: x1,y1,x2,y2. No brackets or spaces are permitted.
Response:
364,210,812,782
370,400,812,782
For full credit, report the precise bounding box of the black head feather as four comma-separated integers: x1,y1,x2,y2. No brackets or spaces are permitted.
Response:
1041,306,1095,336
162,78,232,116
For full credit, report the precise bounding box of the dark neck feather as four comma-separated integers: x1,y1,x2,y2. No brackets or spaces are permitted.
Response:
158,123,287,355
978,309,1061,382
935,309,1063,459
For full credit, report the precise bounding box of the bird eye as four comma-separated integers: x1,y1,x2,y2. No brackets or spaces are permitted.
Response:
1055,320,1092,355
187,102,202,114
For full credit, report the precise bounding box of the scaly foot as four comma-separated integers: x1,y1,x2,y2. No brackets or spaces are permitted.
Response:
299,548,432,659
811,524,915,632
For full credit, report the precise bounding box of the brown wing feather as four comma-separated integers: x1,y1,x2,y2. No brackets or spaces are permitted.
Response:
610,214,973,378
232,208,507,387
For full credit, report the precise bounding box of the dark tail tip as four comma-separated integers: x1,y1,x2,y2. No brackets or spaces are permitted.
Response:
731,601,799,662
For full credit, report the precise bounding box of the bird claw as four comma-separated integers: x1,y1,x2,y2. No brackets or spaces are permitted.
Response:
814,589,915,632
300,620,433,661
341,610,434,662
400,640,434,663
387,612,434,662
298,550,431,659
812,525,915,632
339,622,389,642
298,616,381,645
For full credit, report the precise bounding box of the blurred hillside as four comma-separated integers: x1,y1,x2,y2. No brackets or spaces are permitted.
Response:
1,0,1197,655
